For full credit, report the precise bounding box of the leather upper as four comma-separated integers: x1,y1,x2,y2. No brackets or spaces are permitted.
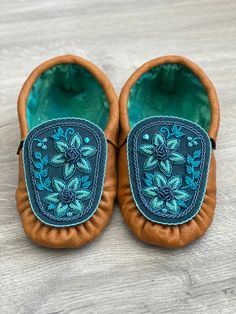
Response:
118,55,220,248
16,55,119,248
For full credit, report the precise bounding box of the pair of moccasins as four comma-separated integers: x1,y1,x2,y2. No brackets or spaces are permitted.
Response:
16,55,220,249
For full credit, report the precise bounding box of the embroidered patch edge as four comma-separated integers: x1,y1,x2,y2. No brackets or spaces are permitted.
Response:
23,117,107,228
127,116,211,226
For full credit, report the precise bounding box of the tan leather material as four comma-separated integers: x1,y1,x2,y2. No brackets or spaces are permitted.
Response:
118,55,220,248
16,55,118,248
16,143,116,248
118,144,216,248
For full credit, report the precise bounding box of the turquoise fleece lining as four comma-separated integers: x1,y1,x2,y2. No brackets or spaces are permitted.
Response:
27,64,109,130
128,64,211,130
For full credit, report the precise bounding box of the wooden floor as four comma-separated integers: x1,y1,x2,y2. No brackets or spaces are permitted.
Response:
0,0,236,313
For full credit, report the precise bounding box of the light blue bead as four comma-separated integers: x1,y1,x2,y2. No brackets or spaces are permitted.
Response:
84,137,90,143
142,133,149,140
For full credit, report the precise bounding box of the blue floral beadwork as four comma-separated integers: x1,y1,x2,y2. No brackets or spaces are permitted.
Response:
143,173,190,215
138,128,185,176
33,137,48,150
127,116,211,225
50,131,97,179
183,150,202,190
23,118,107,227
187,136,202,147
44,177,92,218
33,151,52,191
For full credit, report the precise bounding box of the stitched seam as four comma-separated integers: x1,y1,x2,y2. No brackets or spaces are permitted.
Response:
23,118,107,227
28,122,101,221
133,121,206,218
127,116,211,225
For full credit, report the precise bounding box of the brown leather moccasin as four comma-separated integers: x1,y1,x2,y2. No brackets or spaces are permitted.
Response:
16,55,118,248
118,55,220,248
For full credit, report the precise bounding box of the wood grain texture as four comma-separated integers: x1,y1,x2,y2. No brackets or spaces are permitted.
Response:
0,0,236,313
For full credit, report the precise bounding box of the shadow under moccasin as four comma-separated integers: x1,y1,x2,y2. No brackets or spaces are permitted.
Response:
16,55,118,248
118,55,220,248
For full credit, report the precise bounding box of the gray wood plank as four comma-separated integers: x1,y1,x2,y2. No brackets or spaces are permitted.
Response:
0,0,236,313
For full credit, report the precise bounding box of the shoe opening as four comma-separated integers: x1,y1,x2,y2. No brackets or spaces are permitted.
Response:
27,64,109,130
128,63,211,131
